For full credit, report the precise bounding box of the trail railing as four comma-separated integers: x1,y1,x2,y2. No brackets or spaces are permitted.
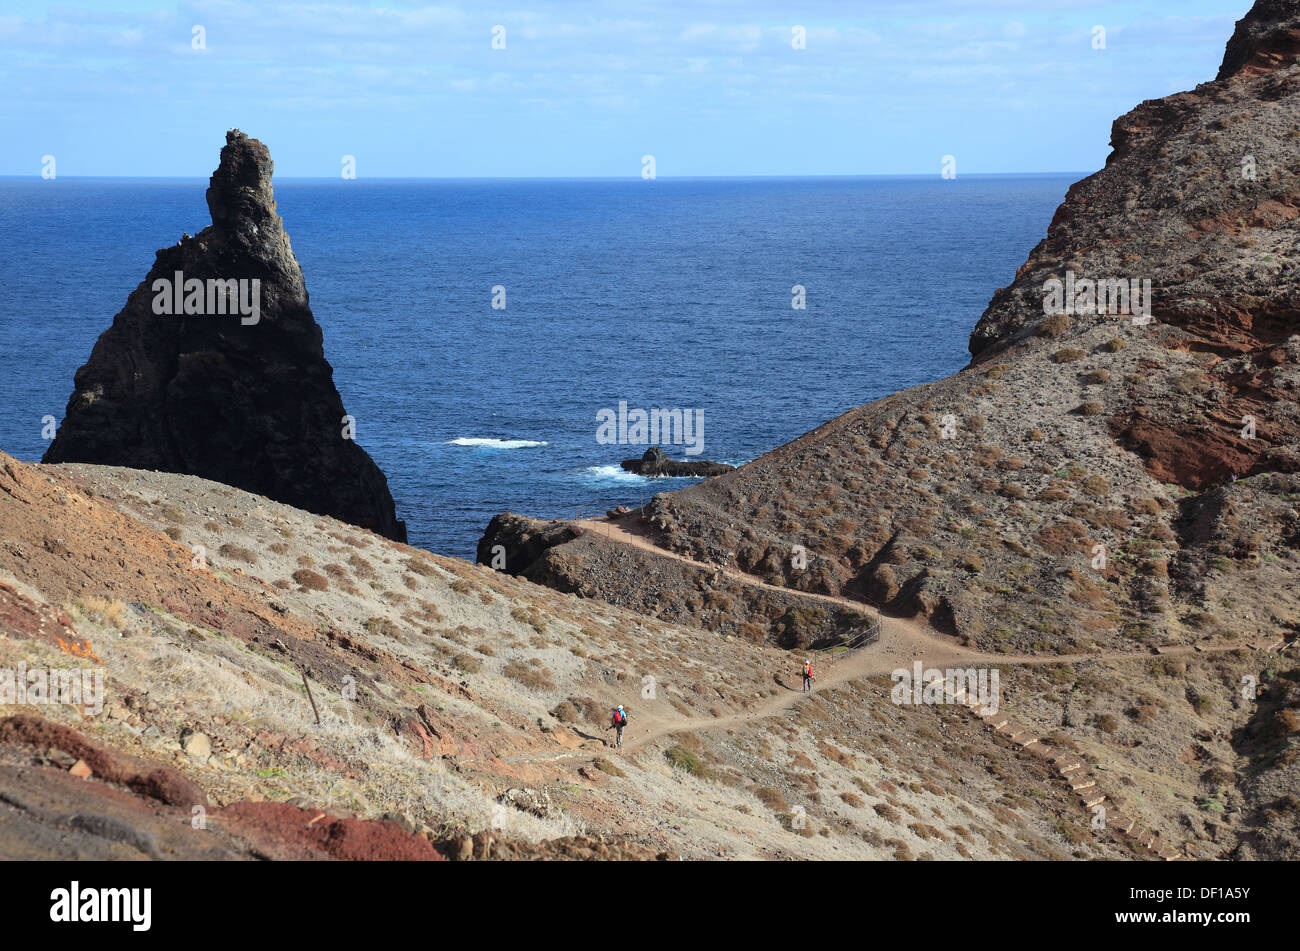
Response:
571,505,600,523
810,603,883,654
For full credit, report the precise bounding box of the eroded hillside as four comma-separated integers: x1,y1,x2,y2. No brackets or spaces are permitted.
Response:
0,451,1169,860
477,0,1300,859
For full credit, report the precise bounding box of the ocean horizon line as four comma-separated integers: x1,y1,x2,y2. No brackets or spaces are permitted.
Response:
0,171,1090,183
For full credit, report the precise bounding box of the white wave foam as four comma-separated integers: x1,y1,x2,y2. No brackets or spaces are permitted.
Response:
582,465,649,483
447,437,548,449
581,465,713,484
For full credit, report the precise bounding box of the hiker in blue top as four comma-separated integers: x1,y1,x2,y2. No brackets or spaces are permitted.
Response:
609,705,627,748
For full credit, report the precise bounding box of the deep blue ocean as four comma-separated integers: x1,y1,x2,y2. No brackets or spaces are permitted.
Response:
0,175,1078,557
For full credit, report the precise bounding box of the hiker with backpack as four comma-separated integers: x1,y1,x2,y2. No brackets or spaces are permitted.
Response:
608,705,628,748
802,659,814,693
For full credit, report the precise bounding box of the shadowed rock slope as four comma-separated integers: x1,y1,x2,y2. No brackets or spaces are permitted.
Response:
43,130,406,542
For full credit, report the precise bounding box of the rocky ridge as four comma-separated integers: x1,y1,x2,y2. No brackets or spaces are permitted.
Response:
487,0,1300,664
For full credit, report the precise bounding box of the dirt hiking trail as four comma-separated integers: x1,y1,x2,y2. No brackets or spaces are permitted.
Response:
548,514,1284,858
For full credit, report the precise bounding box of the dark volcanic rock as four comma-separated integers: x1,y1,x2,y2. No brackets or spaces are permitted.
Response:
620,447,734,477
477,513,582,578
44,130,406,541
1217,0,1300,79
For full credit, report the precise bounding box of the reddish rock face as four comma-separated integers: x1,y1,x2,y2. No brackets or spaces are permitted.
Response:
44,130,406,543
217,802,444,861
1218,0,1300,79
965,0,1300,494
1111,410,1279,491
0,715,444,860
0,715,208,807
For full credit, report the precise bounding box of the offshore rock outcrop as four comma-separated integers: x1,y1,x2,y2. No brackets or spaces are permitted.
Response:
44,130,406,542
620,447,734,478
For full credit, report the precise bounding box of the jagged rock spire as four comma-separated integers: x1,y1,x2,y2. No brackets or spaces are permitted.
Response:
44,130,407,542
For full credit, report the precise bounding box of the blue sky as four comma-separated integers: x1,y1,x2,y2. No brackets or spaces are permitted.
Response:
0,0,1248,177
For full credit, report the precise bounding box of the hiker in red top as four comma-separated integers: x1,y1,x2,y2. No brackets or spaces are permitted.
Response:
802,659,814,693
609,705,628,748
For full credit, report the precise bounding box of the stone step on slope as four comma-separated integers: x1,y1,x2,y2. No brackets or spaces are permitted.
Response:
1078,789,1107,809
1023,741,1055,760
946,682,1190,859
1106,812,1135,835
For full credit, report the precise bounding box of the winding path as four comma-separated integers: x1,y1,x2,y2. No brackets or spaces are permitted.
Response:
523,515,1287,858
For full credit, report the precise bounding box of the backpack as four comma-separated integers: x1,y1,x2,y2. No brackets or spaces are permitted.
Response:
613,709,626,725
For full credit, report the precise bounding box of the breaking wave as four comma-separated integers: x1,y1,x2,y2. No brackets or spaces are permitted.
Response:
447,437,548,449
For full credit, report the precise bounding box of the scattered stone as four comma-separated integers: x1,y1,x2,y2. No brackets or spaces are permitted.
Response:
497,786,554,819
455,835,473,861
104,701,128,721
472,829,495,859
45,747,78,769
180,729,212,763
